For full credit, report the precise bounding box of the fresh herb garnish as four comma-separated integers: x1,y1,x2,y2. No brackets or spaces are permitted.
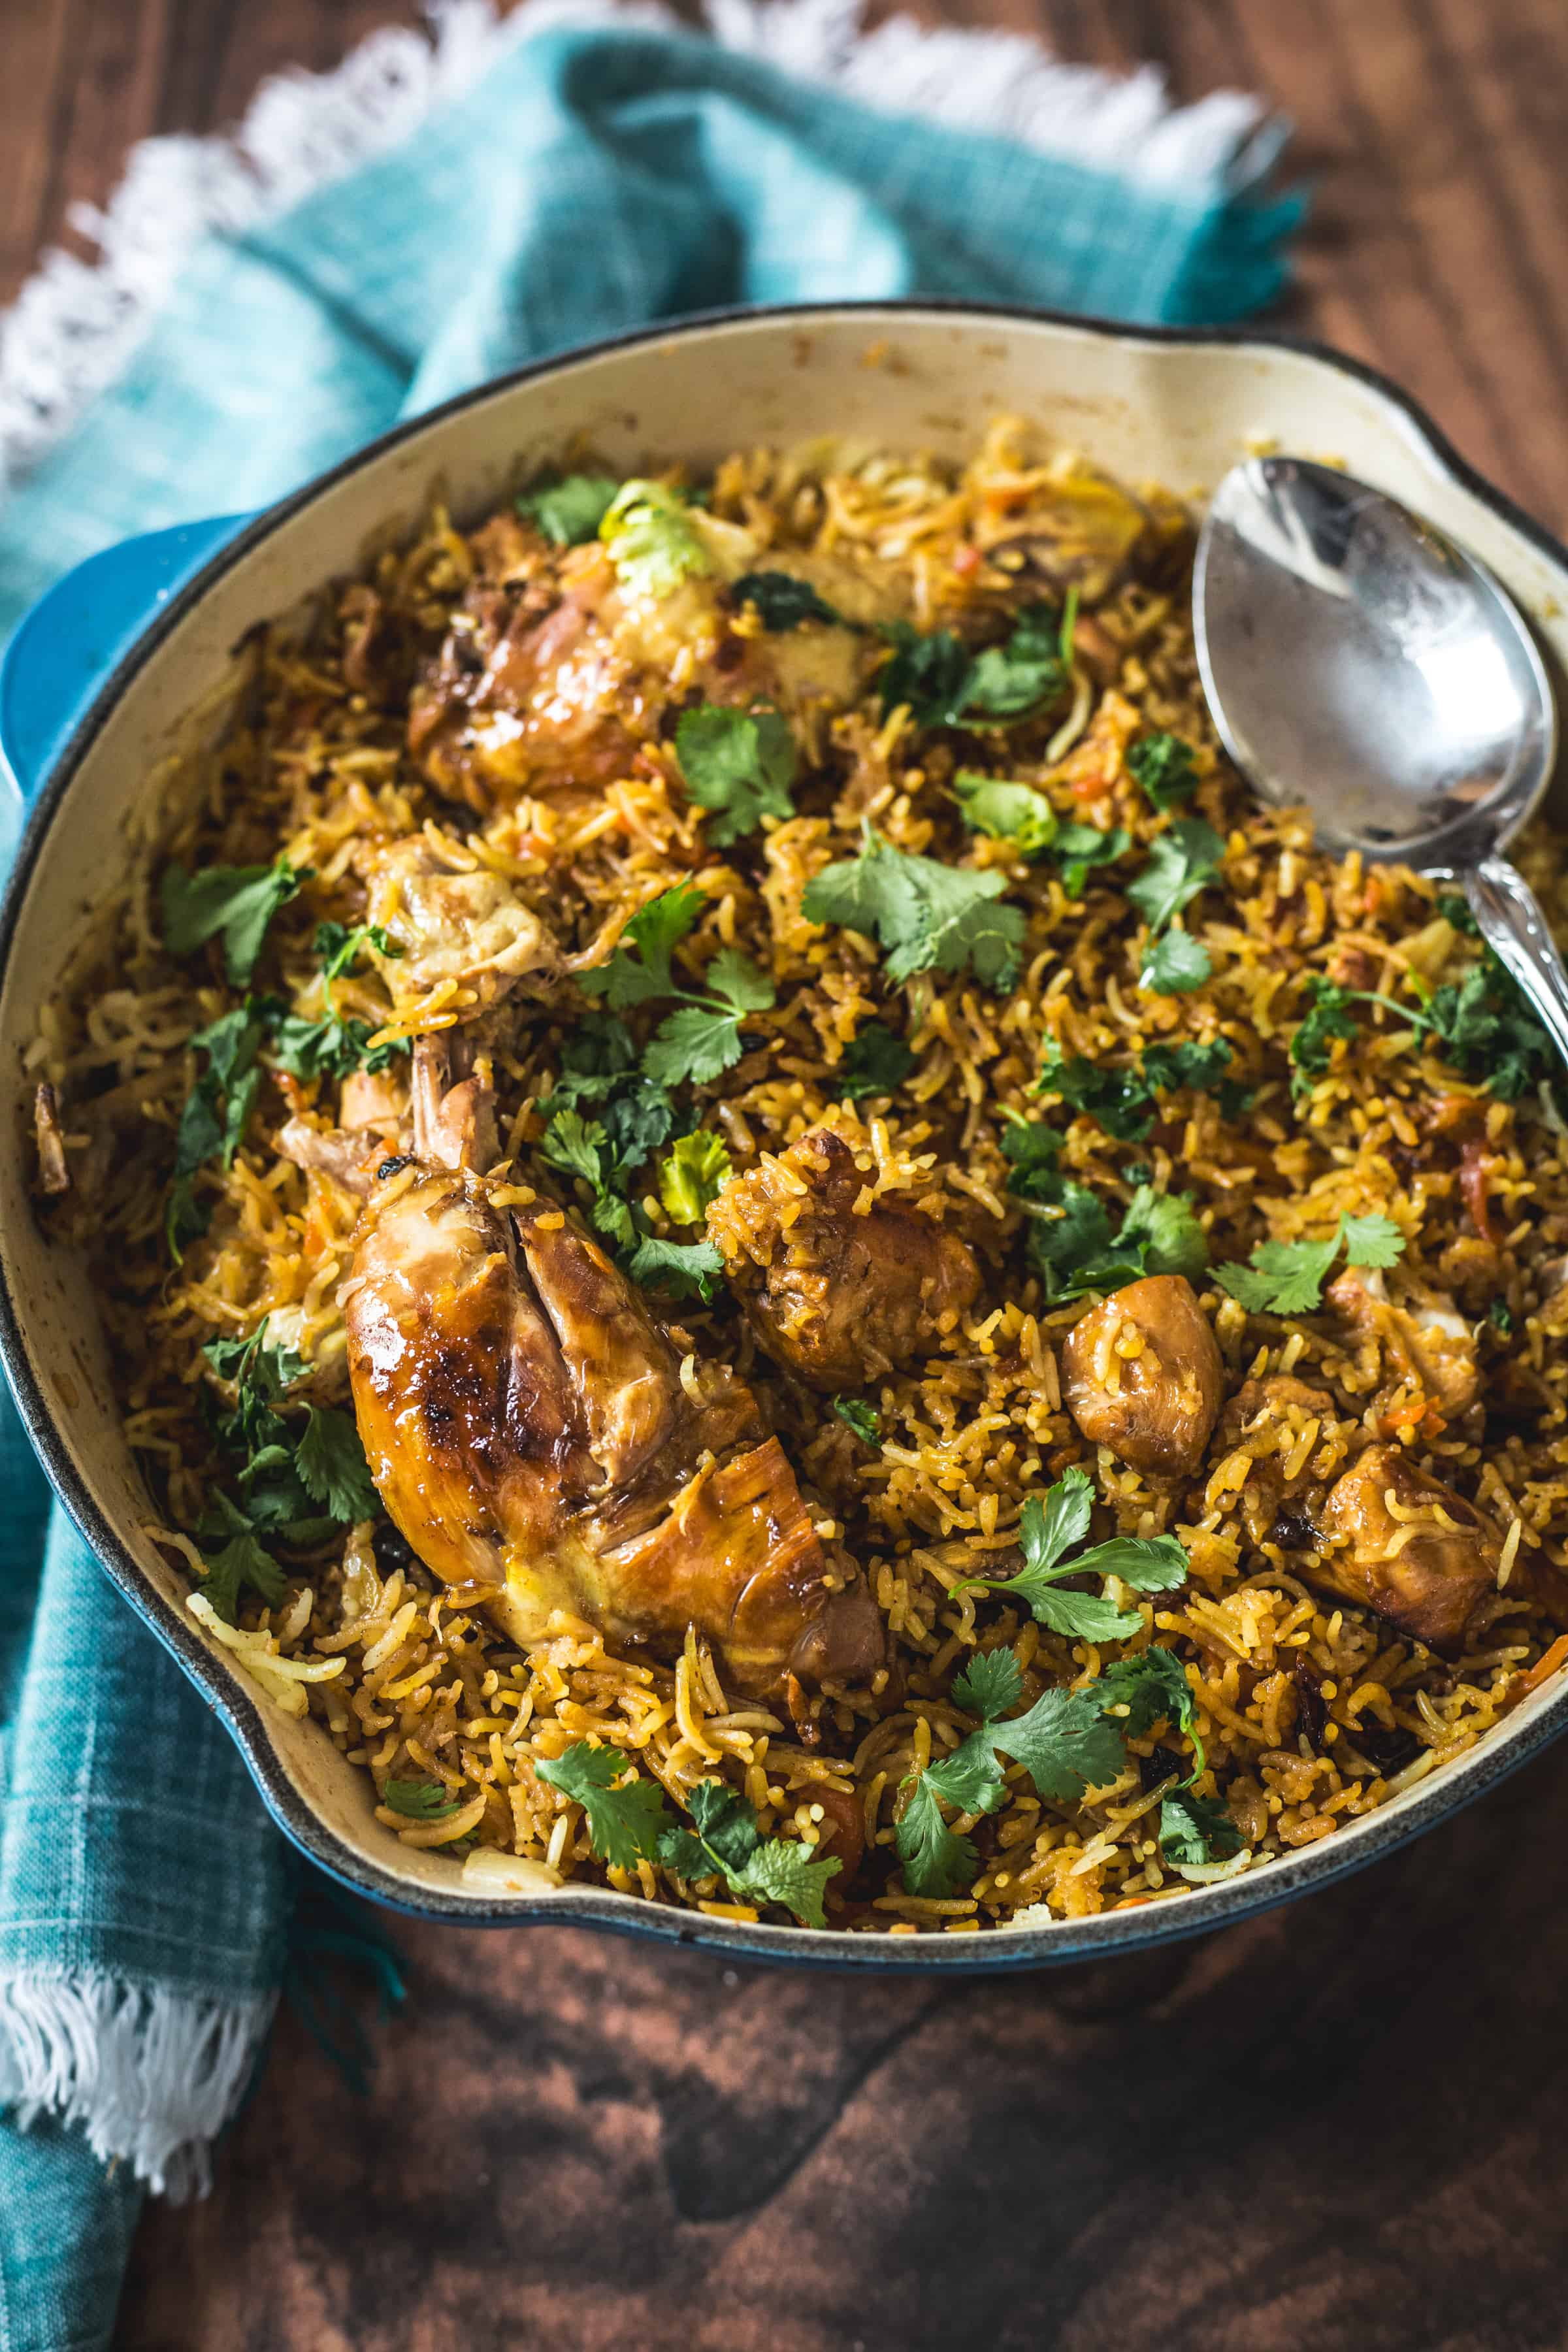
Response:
538,1744,841,1925
1036,1035,1245,1141
313,921,401,984
896,1642,1218,1896
623,1232,726,1303
658,1128,732,1224
1141,928,1212,995
1053,821,1132,899
674,704,798,845
536,1744,674,1872
581,885,775,1086
955,1466,1190,1641
953,773,1058,858
802,825,1026,991
836,1022,916,1101
730,572,845,630
382,1778,463,1823
832,1396,881,1446
1216,1210,1405,1315
1128,817,1225,936
879,604,1068,730
599,480,709,598
1127,732,1198,811
1489,1296,1514,1334
518,472,620,547
1000,1126,1207,1299
161,857,304,986
1436,891,1480,936
657,1778,841,1927
1157,1788,1244,1869
540,1107,638,1250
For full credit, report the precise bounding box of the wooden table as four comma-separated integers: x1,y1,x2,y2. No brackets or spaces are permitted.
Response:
5,3,1567,2344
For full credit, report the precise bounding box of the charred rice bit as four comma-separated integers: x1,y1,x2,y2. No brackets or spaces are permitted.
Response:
32,416,1568,1935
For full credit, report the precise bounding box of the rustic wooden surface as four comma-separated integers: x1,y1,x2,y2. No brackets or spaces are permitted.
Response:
3,1,1567,2344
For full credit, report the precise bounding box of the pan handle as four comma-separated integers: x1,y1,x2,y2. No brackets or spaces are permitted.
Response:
0,514,255,807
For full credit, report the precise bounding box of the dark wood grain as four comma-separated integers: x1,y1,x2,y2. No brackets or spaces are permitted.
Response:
4,1,1568,2344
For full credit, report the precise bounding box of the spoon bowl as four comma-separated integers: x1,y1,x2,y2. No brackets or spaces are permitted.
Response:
1194,455,1568,1066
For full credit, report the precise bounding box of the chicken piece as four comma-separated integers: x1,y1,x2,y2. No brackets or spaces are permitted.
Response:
33,1083,69,1195
975,457,1187,600
1215,1375,1337,1546
276,1115,389,1200
1326,1266,1478,1419
344,1092,881,1698
370,837,562,1015
338,1068,407,1133
707,1127,981,1392
1062,1276,1224,1478
1313,1443,1499,1652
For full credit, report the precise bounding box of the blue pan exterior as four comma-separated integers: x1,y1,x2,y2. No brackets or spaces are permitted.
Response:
5,299,1568,1969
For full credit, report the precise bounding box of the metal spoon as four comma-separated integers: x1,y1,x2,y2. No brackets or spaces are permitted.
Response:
1192,455,1568,1065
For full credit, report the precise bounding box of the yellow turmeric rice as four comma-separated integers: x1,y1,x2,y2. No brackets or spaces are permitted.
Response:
30,420,1568,1935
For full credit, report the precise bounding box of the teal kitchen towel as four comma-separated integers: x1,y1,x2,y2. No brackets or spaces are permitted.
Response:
0,5,1301,2345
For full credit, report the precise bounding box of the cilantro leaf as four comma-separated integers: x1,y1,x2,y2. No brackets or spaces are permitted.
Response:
1158,1788,1243,1869
624,1232,725,1302
659,1128,732,1223
161,858,303,985
953,773,1058,857
832,1396,881,1446
802,827,1025,990
599,479,709,598
1053,822,1131,898
659,1778,841,1925
267,1009,406,1083
729,1837,841,1930
989,1682,1127,1803
1116,1184,1209,1282
580,881,708,1009
295,1407,380,1523
1071,1535,1190,1592
730,572,845,630
1036,1045,1156,1141
1127,732,1198,811
642,1006,744,1088
675,704,798,845
837,1022,915,1101
382,1778,462,1823
1140,1037,1241,1104
314,920,401,982
518,472,619,547
538,1743,675,1872
952,1647,1022,1720
704,947,776,1014
1127,818,1226,935
1098,1645,1202,1766
538,1109,636,1250
1290,977,1361,1094
894,1780,979,1898
1217,1211,1406,1315
197,1527,286,1625
879,605,1067,730
956,1468,1189,1644
1141,928,1212,994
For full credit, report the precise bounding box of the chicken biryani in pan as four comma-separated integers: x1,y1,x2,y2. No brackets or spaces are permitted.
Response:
31,423,1568,1935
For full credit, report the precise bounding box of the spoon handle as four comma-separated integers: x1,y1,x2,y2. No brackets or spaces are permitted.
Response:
1463,854,1568,1070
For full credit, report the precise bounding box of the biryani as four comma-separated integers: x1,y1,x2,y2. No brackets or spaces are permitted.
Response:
29,420,1568,1936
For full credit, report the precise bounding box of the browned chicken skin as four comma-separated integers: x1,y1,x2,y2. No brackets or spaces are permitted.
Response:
343,1077,881,1699
707,1127,981,1392
1311,1443,1499,1652
1062,1275,1224,1478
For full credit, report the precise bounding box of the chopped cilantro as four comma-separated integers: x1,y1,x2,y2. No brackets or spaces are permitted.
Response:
1127,817,1226,935
1158,1788,1243,1869
583,883,708,1010
658,1129,732,1223
267,1007,408,1083
1436,891,1480,936
582,886,774,1088
1002,1126,1207,1301
536,1742,674,1872
895,1641,1208,1897
599,479,709,598
382,1778,463,1823
674,704,798,845
657,1778,841,1928
1127,732,1198,811
1141,928,1212,995
956,1465,1189,1641
879,604,1068,730
624,1232,725,1303
1288,977,1362,1094
517,472,620,547
1053,822,1131,898
1035,1043,1156,1141
953,772,1058,858
295,1406,380,1524
1216,1210,1405,1315
837,1022,916,1102
1489,1296,1514,1335
161,857,304,986
730,572,845,630
802,825,1026,991
314,920,401,983
196,1515,287,1625
832,1396,881,1446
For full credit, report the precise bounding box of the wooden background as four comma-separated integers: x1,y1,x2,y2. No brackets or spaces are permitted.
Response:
4,2,1568,2345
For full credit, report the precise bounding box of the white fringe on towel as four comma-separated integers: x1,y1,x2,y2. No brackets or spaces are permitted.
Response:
0,1973,274,2198
0,0,1278,495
